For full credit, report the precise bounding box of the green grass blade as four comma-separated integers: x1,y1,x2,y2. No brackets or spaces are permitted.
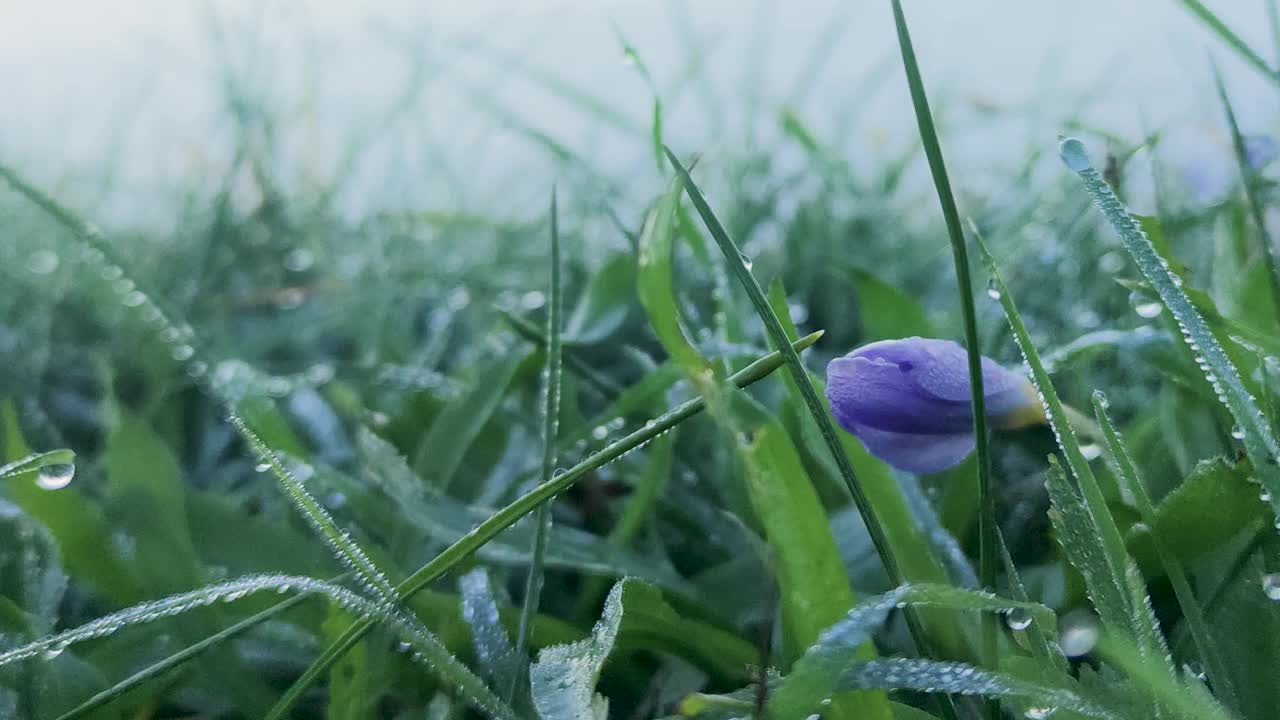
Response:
262,332,822,720
1092,392,1237,711
0,449,76,482
1211,58,1280,324
512,189,564,701
888,1,998,699
664,146,959,720
1060,137,1280,525
53,592,312,720
975,227,1173,677
770,584,1056,719
1176,0,1280,86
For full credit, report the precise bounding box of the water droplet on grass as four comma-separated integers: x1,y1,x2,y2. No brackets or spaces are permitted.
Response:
1004,607,1033,631
1134,302,1163,319
36,463,75,490
1263,573,1280,600
1059,137,1091,172
1232,425,1246,440
27,250,59,274
739,252,753,271
283,248,314,272
1024,707,1056,719
986,279,1001,300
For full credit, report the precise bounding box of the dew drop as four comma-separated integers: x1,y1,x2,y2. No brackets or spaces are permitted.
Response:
1004,607,1033,631
122,290,147,307
739,252,754,271
277,288,306,310
1058,618,1099,657
1262,573,1280,600
986,279,1001,300
1024,707,1057,720
41,645,65,660
36,463,75,490
591,425,608,440
1134,302,1163,319
1058,137,1091,172
283,248,315,272
27,250,59,275
254,462,272,473
1232,425,1246,440
1079,443,1102,461
171,344,195,362
186,361,208,378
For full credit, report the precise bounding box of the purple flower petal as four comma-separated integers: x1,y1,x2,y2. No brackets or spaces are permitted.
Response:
825,336,1043,473
851,423,976,475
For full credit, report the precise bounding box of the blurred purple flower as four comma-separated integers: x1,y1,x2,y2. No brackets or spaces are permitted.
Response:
1246,135,1277,170
825,337,1045,474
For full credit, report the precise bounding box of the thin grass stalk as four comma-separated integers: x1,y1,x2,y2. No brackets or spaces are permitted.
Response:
511,189,563,701
887,6,998,715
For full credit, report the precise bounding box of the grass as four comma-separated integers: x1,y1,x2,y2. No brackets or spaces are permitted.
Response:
2,3,1280,719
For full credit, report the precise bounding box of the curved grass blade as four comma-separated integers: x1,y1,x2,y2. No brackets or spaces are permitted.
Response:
512,189,564,702
0,572,515,719
1092,392,1237,712
838,659,1125,720
664,146,958,720
888,3,998,703
54,591,312,720
768,584,1056,720
0,449,75,481
262,333,822,720
1059,137,1280,525
1176,0,1280,86
1211,58,1280,324
975,227,1174,679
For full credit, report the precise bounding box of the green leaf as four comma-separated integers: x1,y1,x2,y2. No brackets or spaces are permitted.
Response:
1125,456,1264,571
564,253,635,344
637,176,706,373
530,581,625,720
414,349,526,489
847,266,935,340
460,568,522,696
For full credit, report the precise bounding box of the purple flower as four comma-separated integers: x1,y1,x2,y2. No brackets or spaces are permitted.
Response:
825,337,1045,474
1246,135,1277,170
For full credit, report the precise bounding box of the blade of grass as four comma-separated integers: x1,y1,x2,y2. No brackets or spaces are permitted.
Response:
510,189,563,703
974,226,1174,680
54,591,313,720
663,146,959,720
1211,58,1280,324
1176,0,1280,86
1059,137,1280,527
262,332,823,720
1091,391,1237,712
888,4,998,710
